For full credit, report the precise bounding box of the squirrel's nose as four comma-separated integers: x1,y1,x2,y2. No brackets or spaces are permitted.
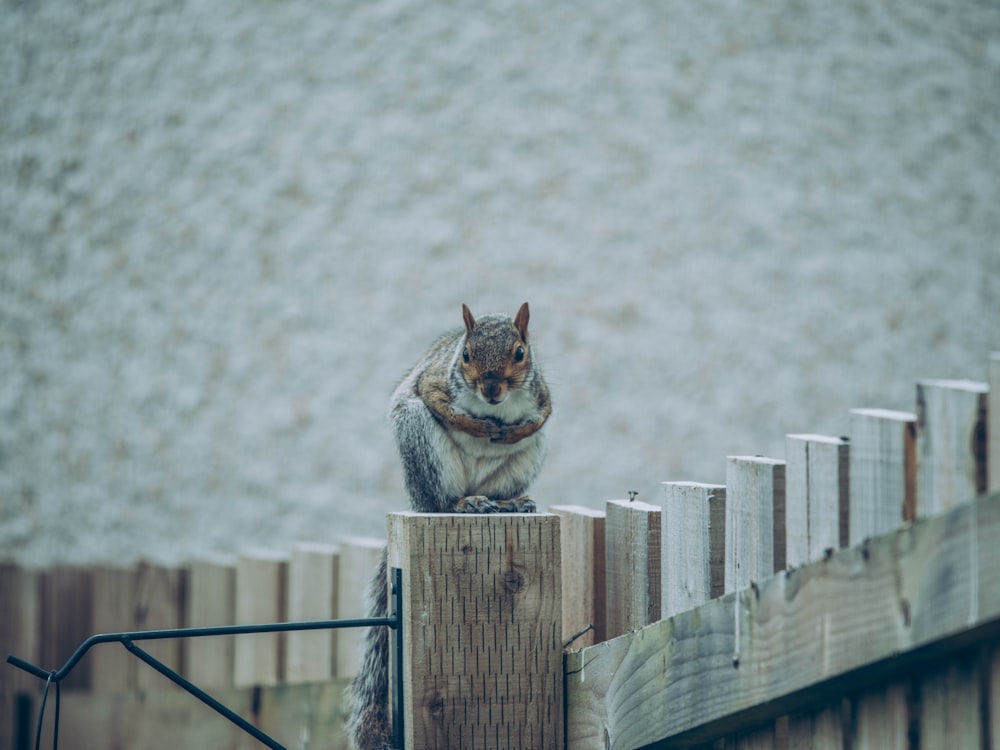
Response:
481,374,506,403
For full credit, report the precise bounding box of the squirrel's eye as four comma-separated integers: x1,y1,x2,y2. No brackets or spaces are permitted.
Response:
514,346,525,363
462,347,470,363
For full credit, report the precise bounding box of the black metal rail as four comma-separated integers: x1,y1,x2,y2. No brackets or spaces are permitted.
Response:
6,567,405,750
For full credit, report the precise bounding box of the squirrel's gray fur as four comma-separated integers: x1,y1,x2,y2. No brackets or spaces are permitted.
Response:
347,302,551,750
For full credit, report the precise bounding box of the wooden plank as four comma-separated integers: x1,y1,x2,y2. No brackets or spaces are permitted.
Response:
184,556,236,688
991,643,1000,748
733,723,775,749
989,353,999,493
917,652,982,749
851,682,909,750
725,456,786,593
133,562,187,690
551,505,606,647
564,490,1000,750
785,435,849,567
336,536,384,679
0,564,41,746
848,408,917,544
39,567,94,691
661,482,726,618
786,700,845,750
37,680,350,750
285,542,339,683
387,512,562,750
89,565,137,691
605,499,662,637
916,379,988,517
234,550,287,687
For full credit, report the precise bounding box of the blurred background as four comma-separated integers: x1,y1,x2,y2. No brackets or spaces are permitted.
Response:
2,0,998,566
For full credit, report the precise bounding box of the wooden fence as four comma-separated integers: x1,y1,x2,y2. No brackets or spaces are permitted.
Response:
2,353,1000,749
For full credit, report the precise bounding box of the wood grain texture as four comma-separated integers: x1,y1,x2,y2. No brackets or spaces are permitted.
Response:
184,556,236,688
605,499,662,637
565,491,1000,750
0,563,41,741
336,535,384,679
36,681,350,750
725,456,786,593
989,353,999,493
661,482,726,618
848,408,917,544
286,542,339,683
785,435,849,567
551,505,606,647
388,512,562,750
916,379,988,517
234,551,287,687
89,565,137,691
133,562,187,690
40,567,94,691
851,682,909,750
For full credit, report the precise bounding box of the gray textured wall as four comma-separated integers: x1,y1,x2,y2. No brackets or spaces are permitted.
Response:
2,0,998,564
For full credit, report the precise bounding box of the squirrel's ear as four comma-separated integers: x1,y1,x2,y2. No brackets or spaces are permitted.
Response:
514,302,530,341
462,303,476,335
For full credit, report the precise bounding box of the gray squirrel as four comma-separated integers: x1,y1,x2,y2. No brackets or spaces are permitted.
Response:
347,302,552,750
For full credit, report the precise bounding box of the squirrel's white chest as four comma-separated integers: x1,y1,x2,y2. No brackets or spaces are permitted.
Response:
439,428,543,498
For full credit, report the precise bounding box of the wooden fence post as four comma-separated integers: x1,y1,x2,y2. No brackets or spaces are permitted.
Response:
285,542,339,683
605,499,662,637
725,456,786,592
848,408,917,544
551,505,606,647
661,482,726,618
916,379,988,517
387,512,562,750
785,434,849,566
184,556,236,688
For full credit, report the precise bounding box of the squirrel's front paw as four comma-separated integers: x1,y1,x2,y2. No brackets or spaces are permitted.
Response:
453,495,501,513
511,496,536,513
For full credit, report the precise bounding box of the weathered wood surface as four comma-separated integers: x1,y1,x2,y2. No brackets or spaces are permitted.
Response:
565,491,1000,750
336,535,384,679
785,435,848,566
916,379,988,517
89,565,137,691
184,556,236,687
286,542,339,683
0,563,40,748
848,408,916,543
34,680,350,750
725,456,786,592
990,352,999,493
133,562,187,691
388,512,562,750
605,499,662,637
661,482,726,618
233,550,287,687
551,505,606,647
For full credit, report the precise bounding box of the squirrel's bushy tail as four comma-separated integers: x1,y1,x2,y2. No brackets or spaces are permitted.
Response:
347,547,393,750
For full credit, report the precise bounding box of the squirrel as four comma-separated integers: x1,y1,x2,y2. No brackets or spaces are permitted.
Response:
347,302,552,750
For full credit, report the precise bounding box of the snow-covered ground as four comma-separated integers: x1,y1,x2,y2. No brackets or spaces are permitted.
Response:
2,0,998,566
